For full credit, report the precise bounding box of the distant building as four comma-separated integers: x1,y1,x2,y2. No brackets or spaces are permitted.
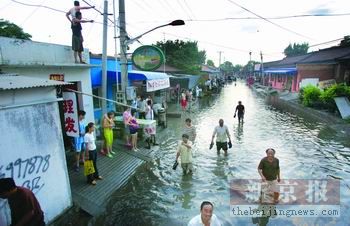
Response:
263,46,350,92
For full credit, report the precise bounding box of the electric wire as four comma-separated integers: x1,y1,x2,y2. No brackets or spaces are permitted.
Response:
183,0,197,20
20,0,47,26
128,12,350,24
226,0,315,40
176,0,192,20
0,1,13,12
309,38,344,47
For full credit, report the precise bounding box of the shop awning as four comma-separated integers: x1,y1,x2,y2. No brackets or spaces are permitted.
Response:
97,70,169,92
263,67,297,75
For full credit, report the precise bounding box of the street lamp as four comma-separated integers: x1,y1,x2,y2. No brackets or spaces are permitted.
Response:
119,19,185,104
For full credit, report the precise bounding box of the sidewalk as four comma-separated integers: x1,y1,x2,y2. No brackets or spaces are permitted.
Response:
67,139,158,216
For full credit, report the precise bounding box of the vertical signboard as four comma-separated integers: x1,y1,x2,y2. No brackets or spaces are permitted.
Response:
62,92,79,137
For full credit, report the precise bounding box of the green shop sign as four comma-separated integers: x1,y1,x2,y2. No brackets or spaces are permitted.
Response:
132,45,164,71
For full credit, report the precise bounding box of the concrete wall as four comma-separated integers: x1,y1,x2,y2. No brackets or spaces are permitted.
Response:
296,64,335,91
0,37,94,124
0,36,89,65
0,89,72,225
2,67,94,124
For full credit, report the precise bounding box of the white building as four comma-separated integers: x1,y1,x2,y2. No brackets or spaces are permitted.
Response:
0,75,72,225
0,36,95,124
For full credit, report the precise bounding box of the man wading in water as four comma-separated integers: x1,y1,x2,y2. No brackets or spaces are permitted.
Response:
234,101,245,124
258,148,281,204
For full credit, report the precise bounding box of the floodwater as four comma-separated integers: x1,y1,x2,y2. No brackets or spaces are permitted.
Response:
95,82,350,226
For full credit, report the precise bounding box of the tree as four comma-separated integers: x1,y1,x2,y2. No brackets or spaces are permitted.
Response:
283,42,309,57
207,59,215,67
233,64,243,73
156,40,206,74
0,19,32,40
220,61,234,75
243,60,259,72
340,35,350,47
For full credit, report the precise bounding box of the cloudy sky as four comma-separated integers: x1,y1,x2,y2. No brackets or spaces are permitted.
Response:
1,0,349,65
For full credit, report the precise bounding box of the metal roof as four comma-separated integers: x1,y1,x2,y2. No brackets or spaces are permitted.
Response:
0,74,70,90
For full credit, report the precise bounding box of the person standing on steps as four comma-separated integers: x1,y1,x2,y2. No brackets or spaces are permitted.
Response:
234,101,245,124
84,122,103,185
128,110,140,151
102,111,115,158
123,107,132,148
73,110,86,172
210,119,232,156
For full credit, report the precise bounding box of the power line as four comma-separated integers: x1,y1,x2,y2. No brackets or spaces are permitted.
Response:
128,12,350,24
10,0,65,13
20,0,47,26
0,1,13,12
183,0,197,20
309,38,343,47
176,0,192,20
225,0,315,40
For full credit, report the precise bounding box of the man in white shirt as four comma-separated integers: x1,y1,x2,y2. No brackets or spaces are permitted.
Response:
188,201,222,226
211,119,231,155
66,1,95,23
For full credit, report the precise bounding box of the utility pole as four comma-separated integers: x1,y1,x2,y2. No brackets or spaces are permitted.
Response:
119,0,128,104
218,51,223,66
113,0,119,93
260,51,264,85
101,0,108,114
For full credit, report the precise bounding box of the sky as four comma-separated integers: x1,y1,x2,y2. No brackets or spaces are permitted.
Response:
1,0,350,66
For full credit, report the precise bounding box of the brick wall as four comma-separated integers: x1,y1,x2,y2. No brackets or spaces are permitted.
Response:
296,64,335,91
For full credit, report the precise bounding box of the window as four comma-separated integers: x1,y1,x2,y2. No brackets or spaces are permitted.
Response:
92,87,101,109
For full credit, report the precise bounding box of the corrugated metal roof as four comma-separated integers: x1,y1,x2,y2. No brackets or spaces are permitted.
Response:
0,74,70,90
300,46,350,64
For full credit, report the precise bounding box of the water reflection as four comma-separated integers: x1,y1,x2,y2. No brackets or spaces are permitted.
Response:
102,82,350,226
179,175,195,209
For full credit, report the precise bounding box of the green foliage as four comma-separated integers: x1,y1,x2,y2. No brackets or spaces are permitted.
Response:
0,19,32,40
320,84,350,111
155,39,206,74
299,84,350,112
220,61,234,73
283,42,309,57
301,85,322,107
243,60,259,72
207,59,215,67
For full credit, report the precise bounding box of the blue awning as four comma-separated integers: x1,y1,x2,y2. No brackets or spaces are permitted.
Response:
127,70,168,81
263,68,297,75
92,70,169,86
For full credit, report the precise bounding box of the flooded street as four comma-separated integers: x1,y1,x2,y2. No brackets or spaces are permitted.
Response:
96,82,350,226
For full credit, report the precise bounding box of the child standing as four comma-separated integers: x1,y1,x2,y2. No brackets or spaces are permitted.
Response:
175,134,193,175
129,110,140,151
84,122,103,185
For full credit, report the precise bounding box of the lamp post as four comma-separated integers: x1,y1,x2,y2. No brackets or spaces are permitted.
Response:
118,2,184,104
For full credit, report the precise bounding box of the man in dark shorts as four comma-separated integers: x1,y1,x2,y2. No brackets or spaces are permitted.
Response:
258,148,281,204
210,119,232,155
234,101,245,123
0,178,45,226
71,11,93,63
